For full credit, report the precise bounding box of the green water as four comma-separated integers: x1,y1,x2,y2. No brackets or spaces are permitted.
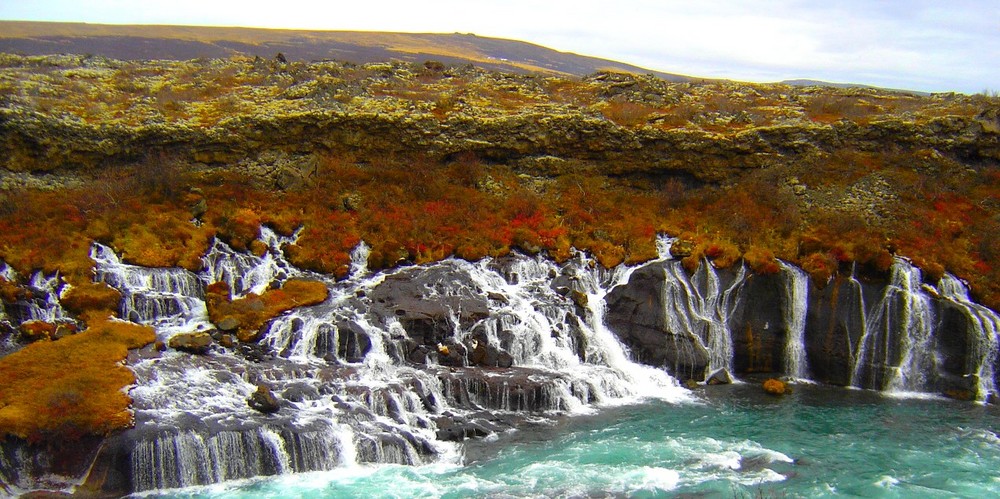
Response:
143,384,1000,498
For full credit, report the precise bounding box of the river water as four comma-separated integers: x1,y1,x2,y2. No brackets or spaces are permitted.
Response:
140,383,1000,498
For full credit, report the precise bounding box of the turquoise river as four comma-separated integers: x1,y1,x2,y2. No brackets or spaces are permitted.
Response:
140,383,1000,498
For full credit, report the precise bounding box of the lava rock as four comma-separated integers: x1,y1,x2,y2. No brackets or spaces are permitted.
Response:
248,384,281,413
167,332,214,355
216,316,241,332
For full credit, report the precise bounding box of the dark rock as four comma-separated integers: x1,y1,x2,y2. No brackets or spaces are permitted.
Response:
683,379,700,390
189,198,207,219
605,262,710,380
219,333,237,348
436,342,467,367
487,291,509,305
434,416,490,441
247,384,281,414
282,383,320,403
497,351,514,368
167,332,214,354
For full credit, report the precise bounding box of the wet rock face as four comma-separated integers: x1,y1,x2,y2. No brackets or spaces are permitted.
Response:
605,261,785,381
605,264,710,380
247,384,281,414
606,256,998,397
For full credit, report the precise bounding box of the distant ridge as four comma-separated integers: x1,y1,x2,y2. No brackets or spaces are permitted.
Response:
780,79,930,96
0,20,691,81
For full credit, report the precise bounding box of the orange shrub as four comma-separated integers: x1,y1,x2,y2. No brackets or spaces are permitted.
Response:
61,282,122,315
207,279,329,342
0,314,155,442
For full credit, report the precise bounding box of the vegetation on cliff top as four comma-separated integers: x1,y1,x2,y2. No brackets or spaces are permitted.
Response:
0,54,998,304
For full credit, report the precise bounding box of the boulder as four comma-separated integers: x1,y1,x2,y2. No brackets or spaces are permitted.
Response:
167,332,214,354
706,368,734,385
247,384,281,414
216,316,240,332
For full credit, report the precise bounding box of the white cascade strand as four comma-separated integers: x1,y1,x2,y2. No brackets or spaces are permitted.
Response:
91,242,210,338
936,274,1000,401
850,258,936,392
661,259,747,377
779,261,810,380
202,226,301,298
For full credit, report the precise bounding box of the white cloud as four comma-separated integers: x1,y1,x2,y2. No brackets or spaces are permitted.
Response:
0,0,996,93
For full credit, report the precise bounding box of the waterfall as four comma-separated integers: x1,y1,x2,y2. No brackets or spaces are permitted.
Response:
91,243,209,337
936,274,1000,401
87,234,690,494
850,258,936,393
202,226,300,297
660,259,747,376
779,261,809,380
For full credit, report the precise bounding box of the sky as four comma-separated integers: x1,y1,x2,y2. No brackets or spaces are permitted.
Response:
0,0,997,94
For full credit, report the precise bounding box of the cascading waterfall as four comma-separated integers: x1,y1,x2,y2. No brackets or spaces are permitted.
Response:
779,261,809,380
936,274,1000,401
0,265,68,325
202,226,301,297
88,233,689,494
850,258,936,392
91,243,209,335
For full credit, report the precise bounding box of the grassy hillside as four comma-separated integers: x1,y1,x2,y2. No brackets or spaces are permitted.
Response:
0,21,690,80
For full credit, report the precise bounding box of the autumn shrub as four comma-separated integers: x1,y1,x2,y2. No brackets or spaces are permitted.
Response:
206,279,329,342
805,94,877,123
800,251,838,285
600,100,659,127
0,315,154,442
743,246,781,275
61,282,122,315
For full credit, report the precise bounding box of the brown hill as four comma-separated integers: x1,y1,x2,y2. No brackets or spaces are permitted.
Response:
0,20,690,81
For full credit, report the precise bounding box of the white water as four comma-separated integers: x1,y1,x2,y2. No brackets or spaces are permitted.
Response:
850,258,936,392
3,231,999,494
87,234,690,493
660,258,747,377
779,261,810,380
936,274,1000,401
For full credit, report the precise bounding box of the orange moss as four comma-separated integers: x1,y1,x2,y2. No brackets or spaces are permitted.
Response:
207,279,329,342
762,378,788,396
800,252,838,285
744,246,781,275
61,282,123,316
0,315,155,442
112,208,212,271
705,239,741,269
